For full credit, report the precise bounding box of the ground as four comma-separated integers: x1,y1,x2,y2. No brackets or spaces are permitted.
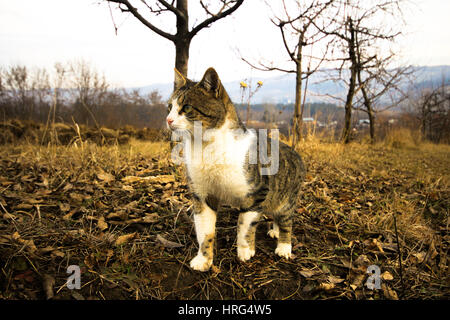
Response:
0,137,448,300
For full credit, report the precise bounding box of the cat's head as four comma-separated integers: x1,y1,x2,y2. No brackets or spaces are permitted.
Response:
166,67,236,131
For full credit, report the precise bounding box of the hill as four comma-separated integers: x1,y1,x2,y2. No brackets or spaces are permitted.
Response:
135,65,450,105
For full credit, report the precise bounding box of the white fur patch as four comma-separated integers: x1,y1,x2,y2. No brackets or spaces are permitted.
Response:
187,119,255,205
193,205,216,245
190,205,216,272
237,211,259,247
190,254,212,272
275,243,292,259
267,223,279,239
237,211,259,262
237,246,255,262
167,99,191,130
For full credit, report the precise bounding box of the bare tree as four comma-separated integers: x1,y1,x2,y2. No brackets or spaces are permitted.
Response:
311,0,406,143
3,65,31,119
353,53,411,143
406,78,450,143
242,0,335,147
105,0,244,84
68,60,108,127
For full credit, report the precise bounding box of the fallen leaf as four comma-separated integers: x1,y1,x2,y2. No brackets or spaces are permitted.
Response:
14,270,34,282
211,265,221,274
59,203,70,212
63,209,79,221
381,271,394,281
299,269,322,278
123,278,139,290
51,250,65,258
382,283,399,300
97,216,108,231
42,274,55,300
121,176,143,184
122,174,175,184
2,212,18,220
97,172,115,183
148,175,175,184
71,292,85,300
12,232,37,253
364,238,384,252
143,213,159,223
69,193,86,202
156,234,183,248
327,275,345,284
354,254,370,267
319,282,335,290
122,185,134,192
411,251,427,264
115,232,136,246
349,272,366,288
15,203,33,210
107,210,128,221
63,183,73,192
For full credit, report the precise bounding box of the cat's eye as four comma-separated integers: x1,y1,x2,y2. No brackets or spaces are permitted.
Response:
167,103,172,112
182,104,193,113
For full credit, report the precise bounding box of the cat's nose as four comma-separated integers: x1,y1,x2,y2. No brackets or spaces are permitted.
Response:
167,118,174,125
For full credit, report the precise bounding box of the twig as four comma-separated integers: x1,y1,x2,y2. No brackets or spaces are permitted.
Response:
393,212,405,298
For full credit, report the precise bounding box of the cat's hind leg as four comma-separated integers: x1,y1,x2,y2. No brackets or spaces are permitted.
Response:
267,221,279,239
237,211,261,262
274,214,292,259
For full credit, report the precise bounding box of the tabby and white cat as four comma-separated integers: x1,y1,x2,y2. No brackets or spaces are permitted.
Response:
166,68,305,272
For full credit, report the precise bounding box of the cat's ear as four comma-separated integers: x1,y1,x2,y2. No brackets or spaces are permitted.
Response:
174,68,186,90
198,67,221,96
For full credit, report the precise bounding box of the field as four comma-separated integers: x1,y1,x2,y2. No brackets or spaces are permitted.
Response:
0,129,449,300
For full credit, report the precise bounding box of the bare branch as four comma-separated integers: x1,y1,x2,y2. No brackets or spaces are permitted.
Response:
105,0,176,41
189,0,244,39
240,56,296,74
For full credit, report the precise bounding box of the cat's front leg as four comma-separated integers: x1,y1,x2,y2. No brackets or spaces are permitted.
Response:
190,201,216,272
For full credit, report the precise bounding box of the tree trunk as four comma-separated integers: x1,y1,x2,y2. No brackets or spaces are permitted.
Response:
355,23,375,144
292,68,302,147
341,18,357,144
367,106,375,143
174,39,190,80
292,33,304,148
356,55,375,143
174,0,190,86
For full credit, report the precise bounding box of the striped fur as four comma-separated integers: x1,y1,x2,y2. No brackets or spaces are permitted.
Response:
167,68,305,271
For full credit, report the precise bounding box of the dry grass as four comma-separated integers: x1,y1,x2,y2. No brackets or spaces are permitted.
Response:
0,133,449,300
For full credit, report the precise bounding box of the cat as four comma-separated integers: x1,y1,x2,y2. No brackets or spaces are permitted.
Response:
166,67,305,272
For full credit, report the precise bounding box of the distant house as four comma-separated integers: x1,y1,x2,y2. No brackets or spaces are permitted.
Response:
388,118,397,124
358,119,370,126
329,121,338,127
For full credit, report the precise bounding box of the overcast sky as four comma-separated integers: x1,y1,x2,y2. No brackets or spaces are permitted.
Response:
1,0,449,88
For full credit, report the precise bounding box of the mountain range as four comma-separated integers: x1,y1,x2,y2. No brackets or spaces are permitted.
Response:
134,65,450,105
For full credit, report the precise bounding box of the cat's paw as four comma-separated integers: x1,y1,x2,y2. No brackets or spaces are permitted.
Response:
190,254,212,272
237,246,255,262
267,229,279,239
275,243,292,259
